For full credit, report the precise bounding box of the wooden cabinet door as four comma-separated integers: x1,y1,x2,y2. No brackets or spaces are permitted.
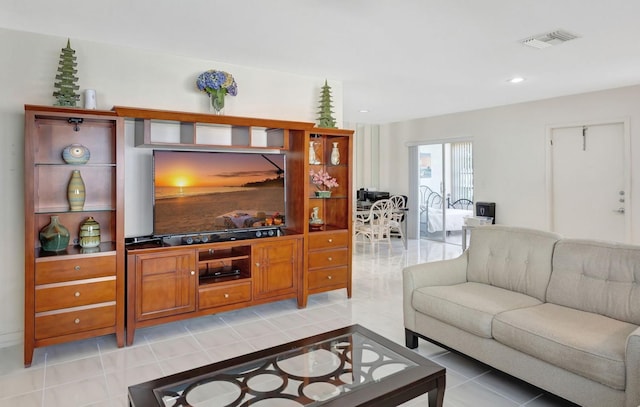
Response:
133,249,197,321
253,239,298,300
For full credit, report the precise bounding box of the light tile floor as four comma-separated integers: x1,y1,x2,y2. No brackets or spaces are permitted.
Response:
0,238,579,406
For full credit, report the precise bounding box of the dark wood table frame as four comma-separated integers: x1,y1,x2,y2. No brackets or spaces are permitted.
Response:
129,324,445,407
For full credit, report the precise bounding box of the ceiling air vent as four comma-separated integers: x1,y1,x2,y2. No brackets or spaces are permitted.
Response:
521,29,580,49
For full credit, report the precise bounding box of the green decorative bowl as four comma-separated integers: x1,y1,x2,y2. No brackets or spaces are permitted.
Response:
315,191,332,198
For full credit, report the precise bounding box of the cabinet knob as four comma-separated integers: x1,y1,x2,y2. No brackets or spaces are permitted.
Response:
190,271,195,275
328,239,333,243
328,275,332,280
255,262,260,267
74,265,81,271
74,292,80,297
328,257,333,261
224,293,229,298
74,318,80,324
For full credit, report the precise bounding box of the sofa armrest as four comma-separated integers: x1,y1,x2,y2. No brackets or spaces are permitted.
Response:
626,326,640,407
403,251,468,332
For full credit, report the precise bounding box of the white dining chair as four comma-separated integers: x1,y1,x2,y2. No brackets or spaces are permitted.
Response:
388,195,406,245
354,199,393,249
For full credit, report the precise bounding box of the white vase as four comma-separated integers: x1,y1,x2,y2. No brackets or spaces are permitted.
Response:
330,142,340,165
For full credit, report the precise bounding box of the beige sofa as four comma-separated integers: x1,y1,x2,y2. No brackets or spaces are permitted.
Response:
403,226,640,407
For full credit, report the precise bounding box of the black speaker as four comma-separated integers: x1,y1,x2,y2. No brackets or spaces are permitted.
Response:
475,202,496,224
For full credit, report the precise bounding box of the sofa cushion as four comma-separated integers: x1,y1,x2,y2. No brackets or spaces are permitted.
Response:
493,303,637,390
547,239,640,325
467,226,561,302
412,282,542,338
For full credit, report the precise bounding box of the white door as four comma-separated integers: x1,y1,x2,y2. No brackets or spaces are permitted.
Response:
550,122,628,242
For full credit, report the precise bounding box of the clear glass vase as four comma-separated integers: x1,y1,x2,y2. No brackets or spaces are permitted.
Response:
209,89,225,115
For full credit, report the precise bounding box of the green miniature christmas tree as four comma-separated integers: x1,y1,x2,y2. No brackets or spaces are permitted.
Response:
317,80,337,128
52,39,80,106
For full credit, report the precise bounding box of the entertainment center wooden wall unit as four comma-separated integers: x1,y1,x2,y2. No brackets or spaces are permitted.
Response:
24,105,353,362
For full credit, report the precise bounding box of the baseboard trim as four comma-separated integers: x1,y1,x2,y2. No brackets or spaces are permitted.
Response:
0,331,22,349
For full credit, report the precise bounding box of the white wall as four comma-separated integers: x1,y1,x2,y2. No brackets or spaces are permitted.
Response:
0,28,343,347
380,85,640,242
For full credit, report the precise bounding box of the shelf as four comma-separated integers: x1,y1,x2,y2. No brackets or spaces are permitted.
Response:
35,163,116,167
308,225,345,232
310,196,348,200
35,206,116,214
113,106,317,150
113,106,315,129
35,242,117,259
200,255,249,265
199,272,249,285
198,246,251,262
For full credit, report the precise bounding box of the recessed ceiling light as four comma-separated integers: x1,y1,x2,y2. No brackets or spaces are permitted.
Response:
359,109,369,113
508,77,525,84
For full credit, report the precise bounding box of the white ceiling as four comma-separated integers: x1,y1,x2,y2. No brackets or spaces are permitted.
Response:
3,0,640,124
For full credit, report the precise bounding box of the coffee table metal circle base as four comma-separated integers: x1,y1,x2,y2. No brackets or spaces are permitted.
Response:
128,324,446,407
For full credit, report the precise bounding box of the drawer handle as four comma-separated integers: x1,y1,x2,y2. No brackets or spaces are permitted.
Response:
74,318,80,324
74,265,81,271
328,257,333,261
327,275,332,280
74,292,80,297
224,293,230,298
328,239,333,243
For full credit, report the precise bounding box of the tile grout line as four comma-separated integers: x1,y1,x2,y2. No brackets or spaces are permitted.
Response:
96,340,113,404
40,352,47,407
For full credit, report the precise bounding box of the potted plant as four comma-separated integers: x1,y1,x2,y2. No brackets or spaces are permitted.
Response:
309,169,338,198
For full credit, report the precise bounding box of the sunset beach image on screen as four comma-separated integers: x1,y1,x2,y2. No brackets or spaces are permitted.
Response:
152,150,286,236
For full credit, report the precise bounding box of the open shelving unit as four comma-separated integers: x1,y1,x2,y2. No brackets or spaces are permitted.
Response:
23,105,125,367
289,126,354,307
112,106,315,150
198,245,251,284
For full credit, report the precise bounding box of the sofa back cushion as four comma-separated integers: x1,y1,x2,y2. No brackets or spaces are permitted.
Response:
467,226,561,301
547,239,640,325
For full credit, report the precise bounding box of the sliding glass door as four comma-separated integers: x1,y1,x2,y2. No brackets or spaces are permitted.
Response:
417,141,473,244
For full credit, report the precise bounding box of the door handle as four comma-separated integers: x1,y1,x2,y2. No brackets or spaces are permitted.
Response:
613,208,625,214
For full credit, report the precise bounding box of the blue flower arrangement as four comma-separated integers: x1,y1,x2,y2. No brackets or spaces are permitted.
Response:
196,69,238,113
196,70,238,96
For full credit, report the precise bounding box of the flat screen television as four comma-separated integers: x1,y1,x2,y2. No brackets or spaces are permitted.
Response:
153,150,286,237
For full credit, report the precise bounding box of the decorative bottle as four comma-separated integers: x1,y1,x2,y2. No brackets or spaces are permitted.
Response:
39,216,70,252
67,170,86,211
79,216,101,248
330,142,340,165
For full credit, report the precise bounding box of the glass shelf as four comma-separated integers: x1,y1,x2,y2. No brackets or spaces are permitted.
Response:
35,241,117,258
35,206,116,214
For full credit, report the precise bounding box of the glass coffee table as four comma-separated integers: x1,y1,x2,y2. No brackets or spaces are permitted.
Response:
128,324,445,407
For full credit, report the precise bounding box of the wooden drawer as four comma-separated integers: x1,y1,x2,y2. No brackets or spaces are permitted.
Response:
35,304,116,340
35,255,116,284
308,266,349,290
35,278,116,312
308,248,349,270
199,281,251,310
308,231,348,250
